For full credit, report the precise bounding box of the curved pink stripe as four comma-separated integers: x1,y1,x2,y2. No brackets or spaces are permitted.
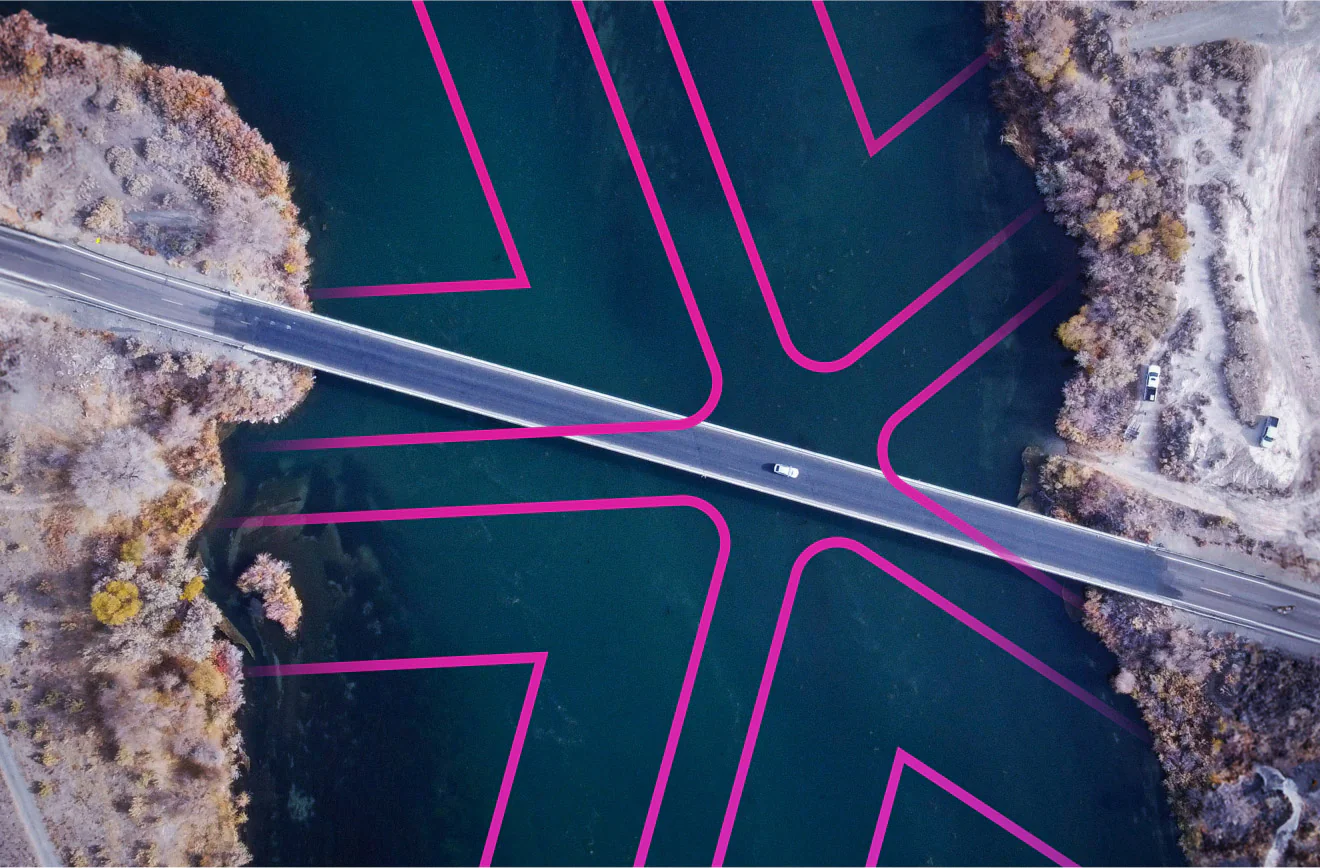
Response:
868,748,1078,867
655,1,1034,373
261,2,722,452
224,494,729,866
713,536,1144,866
312,2,529,300
875,275,1084,607
814,0,990,157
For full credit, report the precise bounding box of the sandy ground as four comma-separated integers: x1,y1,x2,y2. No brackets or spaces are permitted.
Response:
1082,2,1320,582
0,781,37,866
1118,1,1320,52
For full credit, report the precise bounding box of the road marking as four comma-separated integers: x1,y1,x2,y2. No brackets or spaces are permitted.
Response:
77,271,102,281
161,297,184,306
1201,586,1233,598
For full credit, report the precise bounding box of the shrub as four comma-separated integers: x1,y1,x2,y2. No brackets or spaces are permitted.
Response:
91,580,142,626
179,576,204,602
1157,406,1199,482
105,145,134,178
236,554,301,636
83,197,127,235
142,486,206,542
1084,209,1122,246
119,537,147,566
1157,213,1190,261
124,173,152,197
187,660,226,699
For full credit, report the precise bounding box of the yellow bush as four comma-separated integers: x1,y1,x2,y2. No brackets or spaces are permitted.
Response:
1157,213,1190,261
143,486,205,541
1025,45,1071,88
118,537,146,566
1084,209,1122,246
91,580,141,626
188,661,227,699
1055,309,1096,352
1127,229,1154,256
22,50,45,79
180,576,205,602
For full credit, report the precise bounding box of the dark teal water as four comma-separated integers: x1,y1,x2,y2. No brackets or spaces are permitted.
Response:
13,2,1183,865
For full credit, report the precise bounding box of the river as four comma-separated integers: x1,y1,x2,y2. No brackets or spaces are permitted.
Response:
10,2,1183,865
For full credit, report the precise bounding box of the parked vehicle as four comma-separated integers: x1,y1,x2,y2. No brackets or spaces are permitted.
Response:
1260,415,1280,448
1143,364,1161,402
772,464,800,479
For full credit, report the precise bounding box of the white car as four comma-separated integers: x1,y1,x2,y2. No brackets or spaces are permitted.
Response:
1143,364,1161,402
1260,416,1279,448
772,464,800,479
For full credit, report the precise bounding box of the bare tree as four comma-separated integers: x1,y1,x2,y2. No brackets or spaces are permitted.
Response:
68,426,170,519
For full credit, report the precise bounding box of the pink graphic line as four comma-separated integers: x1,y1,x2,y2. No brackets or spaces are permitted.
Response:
875,274,1085,607
712,536,1145,866
258,0,721,452
222,494,730,866
867,747,1077,867
247,652,546,866
312,1,528,299
814,1,990,158
655,1,1038,374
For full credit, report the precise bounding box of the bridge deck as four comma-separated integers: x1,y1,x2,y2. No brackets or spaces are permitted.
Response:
3,225,1319,648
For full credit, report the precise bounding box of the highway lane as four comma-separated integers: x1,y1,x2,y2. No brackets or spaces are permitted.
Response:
4,225,1320,648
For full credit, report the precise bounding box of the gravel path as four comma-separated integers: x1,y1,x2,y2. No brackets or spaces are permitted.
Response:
0,726,59,866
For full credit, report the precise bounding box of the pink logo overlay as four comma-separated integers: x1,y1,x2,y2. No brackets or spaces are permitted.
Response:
655,0,1038,373
258,0,721,452
247,652,546,866
812,2,990,159
312,2,528,299
869,748,1077,867
713,534,1143,866
225,494,730,866
227,5,1153,866
876,275,1087,608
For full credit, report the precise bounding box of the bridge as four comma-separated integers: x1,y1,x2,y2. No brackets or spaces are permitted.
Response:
3,225,1320,649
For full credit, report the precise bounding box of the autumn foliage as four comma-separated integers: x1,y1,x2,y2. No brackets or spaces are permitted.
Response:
989,3,1187,447
236,553,302,636
91,579,142,626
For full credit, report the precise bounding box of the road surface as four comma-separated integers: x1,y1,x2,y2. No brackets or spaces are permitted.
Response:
0,724,60,866
3,225,1320,649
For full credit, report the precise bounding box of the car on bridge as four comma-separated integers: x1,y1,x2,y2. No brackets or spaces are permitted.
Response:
772,464,800,479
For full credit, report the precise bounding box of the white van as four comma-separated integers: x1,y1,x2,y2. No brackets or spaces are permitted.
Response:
772,464,800,479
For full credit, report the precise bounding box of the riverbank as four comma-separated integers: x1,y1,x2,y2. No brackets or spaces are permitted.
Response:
0,11,310,864
991,1,1320,863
